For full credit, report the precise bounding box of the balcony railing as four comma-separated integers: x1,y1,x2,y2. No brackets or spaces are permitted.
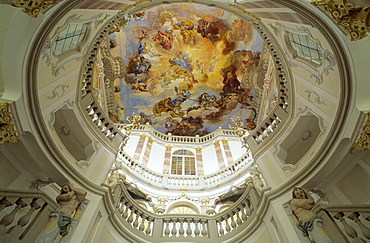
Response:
105,182,265,242
117,149,254,190
116,124,239,144
314,204,370,242
0,189,58,243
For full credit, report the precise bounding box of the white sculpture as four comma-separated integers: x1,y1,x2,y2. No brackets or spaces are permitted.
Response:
248,166,264,195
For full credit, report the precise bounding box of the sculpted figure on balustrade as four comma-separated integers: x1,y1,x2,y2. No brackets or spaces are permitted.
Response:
105,160,125,192
54,184,87,235
36,183,88,243
290,187,332,243
248,166,264,195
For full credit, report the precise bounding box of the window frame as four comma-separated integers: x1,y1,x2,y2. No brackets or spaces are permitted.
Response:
170,149,196,175
287,32,322,65
53,23,88,56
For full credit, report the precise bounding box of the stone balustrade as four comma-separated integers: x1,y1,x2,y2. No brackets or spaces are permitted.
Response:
107,182,263,242
0,189,58,243
117,149,254,190
108,184,370,242
117,124,239,144
313,204,370,242
80,92,128,151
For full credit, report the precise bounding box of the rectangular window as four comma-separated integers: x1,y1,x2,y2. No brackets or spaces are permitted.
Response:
171,156,183,175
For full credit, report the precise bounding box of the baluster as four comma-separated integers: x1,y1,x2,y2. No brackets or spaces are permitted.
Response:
218,220,224,236
118,198,126,215
0,198,27,233
194,219,200,236
122,202,129,219
334,212,366,242
178,218,185,236
132,210,140,228
139,215,146,232
171,218,177,236
127,207,134,224
0,198,12,212
235,209,243,225
8,199,41,237
230,212,237,229
348,212,370,240
240,204,247,221
245,200,252,216
224,216,231,233
164,219,170,236
186,219,192,236
145,217,153,235
201,219,208,237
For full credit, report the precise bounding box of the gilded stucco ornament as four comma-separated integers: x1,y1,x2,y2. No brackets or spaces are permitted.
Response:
11,0,57,18
353,112,370,151
229,117,248,137
312,0,370,41
121,113,141,135
0,103,20,145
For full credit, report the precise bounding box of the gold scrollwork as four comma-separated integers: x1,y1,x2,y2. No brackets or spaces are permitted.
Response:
0,103,20,145
0,124,20,145
229,117,248,137
312,0,370,41
353,112,370,151
11,0,57,18
0,103,12,124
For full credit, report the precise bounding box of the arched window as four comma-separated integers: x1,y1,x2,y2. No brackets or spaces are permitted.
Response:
53,23,88,55
288,32,321,64
167,201,199,214
171,149,196,175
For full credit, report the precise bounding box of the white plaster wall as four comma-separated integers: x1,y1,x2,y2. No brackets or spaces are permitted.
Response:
228,139,246,161
146,142,165,173
202,144,219,175
123,135,139,158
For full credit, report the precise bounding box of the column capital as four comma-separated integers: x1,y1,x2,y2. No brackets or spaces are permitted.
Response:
140,134,147,139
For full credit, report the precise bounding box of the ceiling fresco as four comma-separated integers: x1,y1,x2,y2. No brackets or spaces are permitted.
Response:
94,3,278,136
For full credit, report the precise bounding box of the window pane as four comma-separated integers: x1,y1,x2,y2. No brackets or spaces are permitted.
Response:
289,32,321,64
171,149,196,175
53,23,87,55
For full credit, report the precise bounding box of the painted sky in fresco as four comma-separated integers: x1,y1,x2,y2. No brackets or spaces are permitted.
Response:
107,3,275,136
